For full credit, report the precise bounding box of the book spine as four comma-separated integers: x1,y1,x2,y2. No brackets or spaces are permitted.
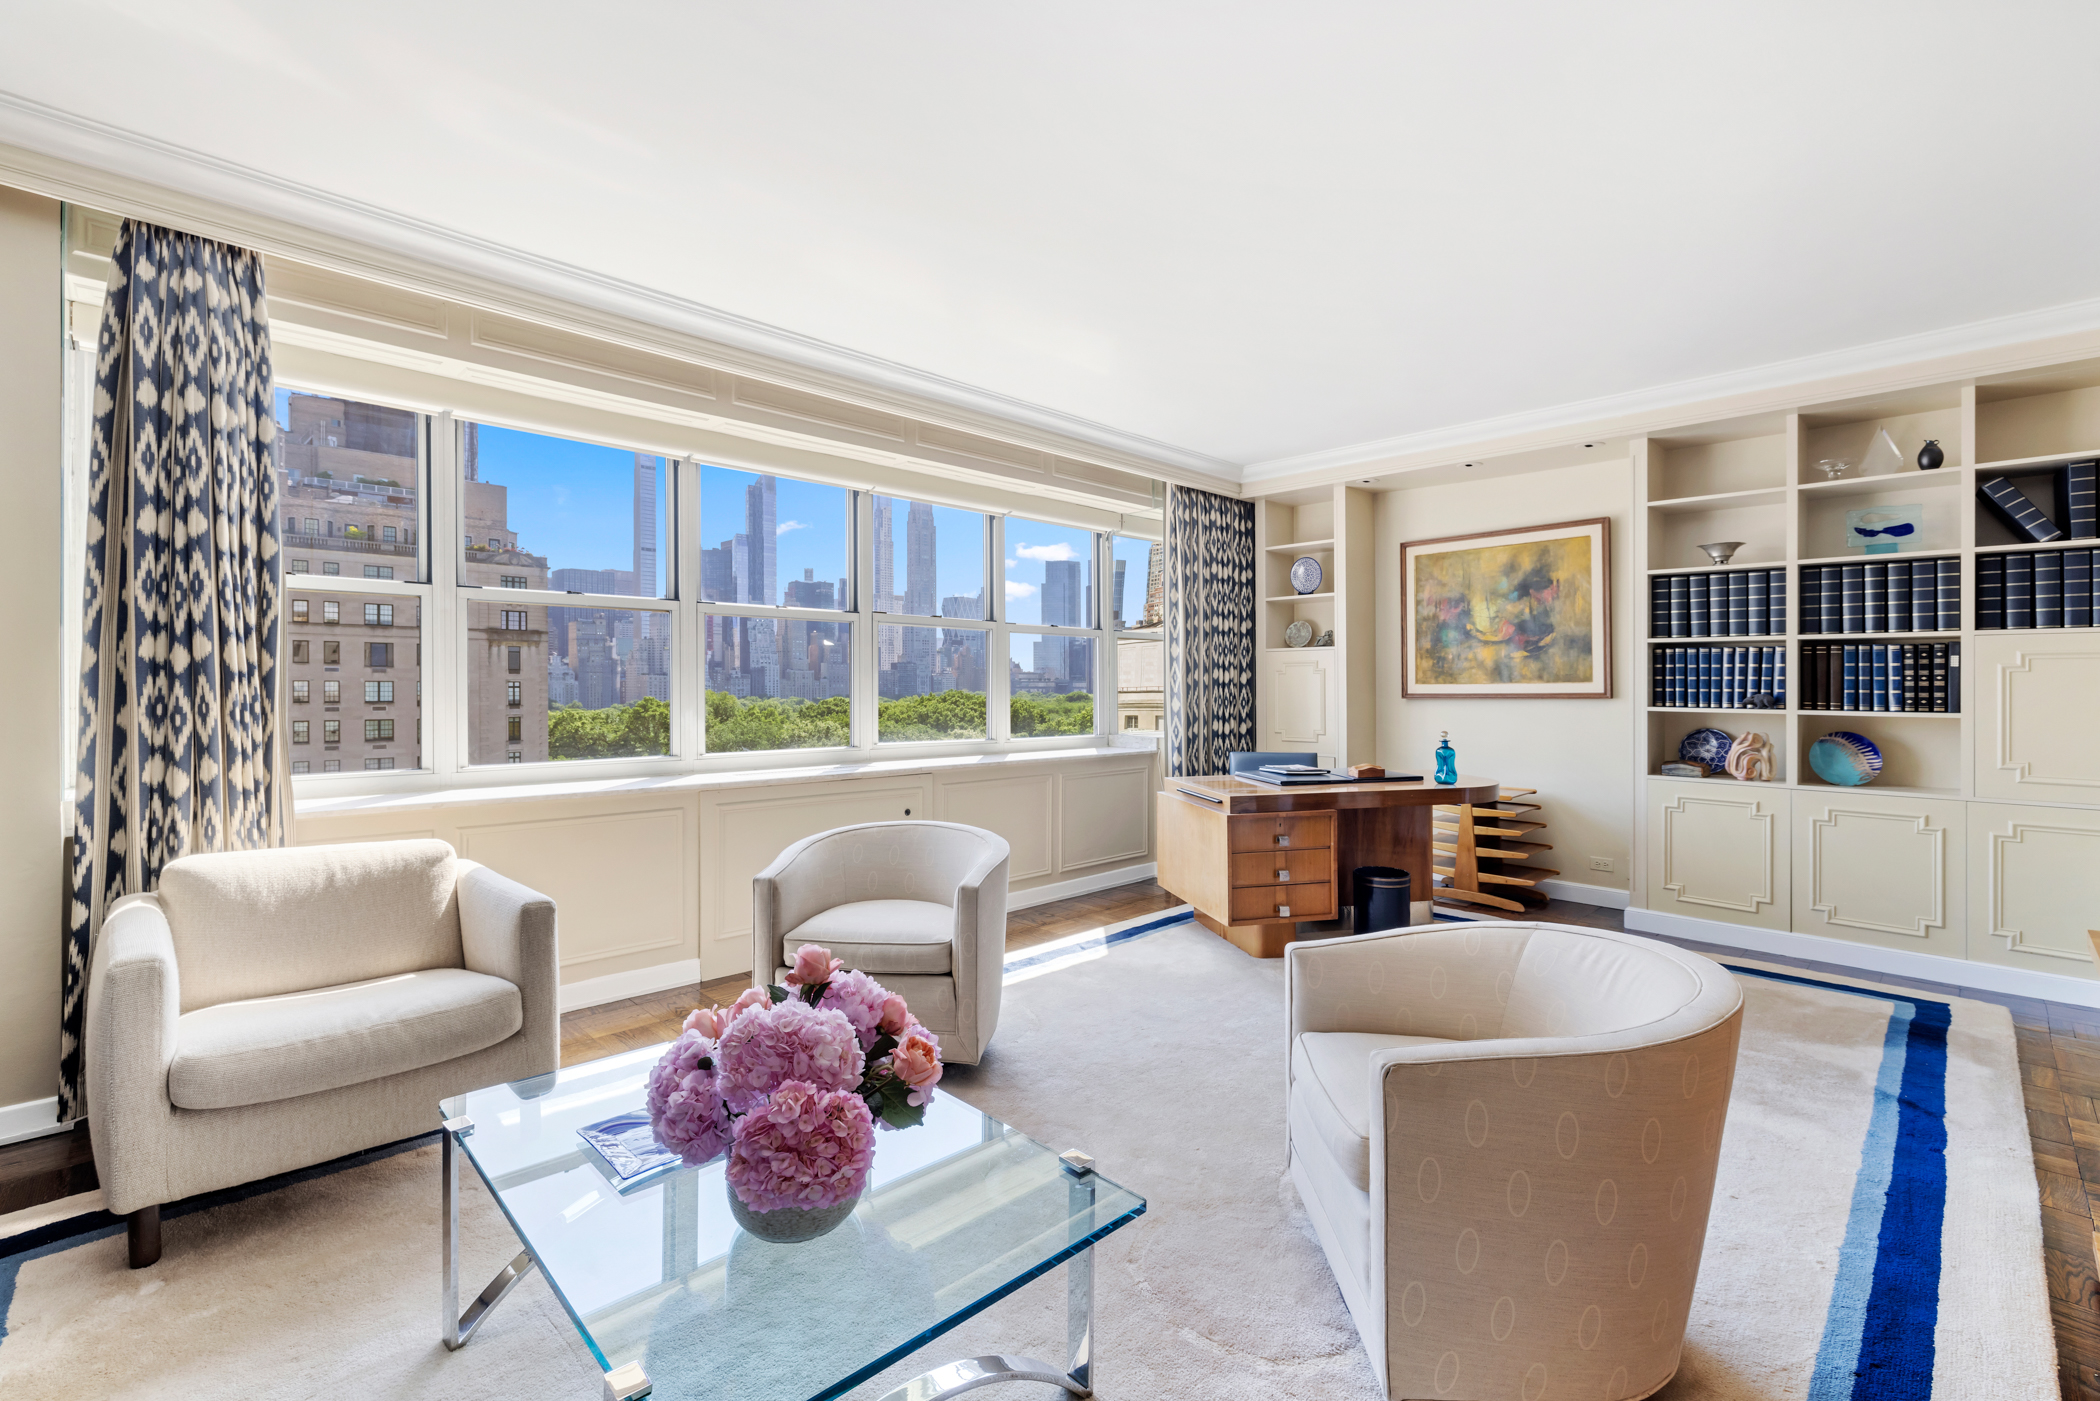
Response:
1668,648,1682,707
1652,649,1664,705
1728,572,1748,637
2065,459,2099,540
1948,642,1961,713
1775,646,1785,705
1977,554,2005,629
2006,552,2035,628
1669,575,1690,638
1903,644,1918,711
1650,577,1668,637
1979,475,2066,542
1842,645,1860,710
1871,644,1889,711
1911,560,1936,631
1864,562,1887,632
1689,574,1709,638
1888,562,1910,634
1935,557,1959,631
1709,573,1727,636
1799,566,1821,633
2067,549,2094,628
1769,570,1785,635
1841,564,1866,634
1932,644,1949,713
2037,550,2065,627
1738,647,1750,707
1748,569,1769,635
1820,565,1841,634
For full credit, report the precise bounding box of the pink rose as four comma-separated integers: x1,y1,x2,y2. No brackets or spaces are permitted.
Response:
785,943,844,991
727,986,770,1021
877,994,911,1038
889,1030,943,1106
682,1005,729,1039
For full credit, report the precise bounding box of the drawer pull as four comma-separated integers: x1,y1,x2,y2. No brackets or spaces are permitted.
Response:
1277,905,1292,918
1275,835,1291,847
1275,869,1290,882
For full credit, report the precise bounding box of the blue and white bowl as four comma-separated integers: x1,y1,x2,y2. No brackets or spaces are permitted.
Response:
1679,727,1734,770
1810,731,1883,787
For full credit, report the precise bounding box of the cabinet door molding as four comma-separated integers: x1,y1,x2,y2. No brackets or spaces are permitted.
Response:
1791,792,1962,954
1646,780,1788,930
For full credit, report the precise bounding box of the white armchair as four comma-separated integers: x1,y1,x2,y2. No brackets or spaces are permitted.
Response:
1284,921,1743,1401
85,839,558,1267
752,821,1010,1065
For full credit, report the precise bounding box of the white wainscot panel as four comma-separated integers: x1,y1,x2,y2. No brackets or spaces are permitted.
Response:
1974,635,2100,804
457,806,692,974
1058,762,1153,872
1790,791,1963,957
699,780,932,977
935,771,1054,881
1967,800,2100,980
1645,779,1789,931
1264,651,1332,752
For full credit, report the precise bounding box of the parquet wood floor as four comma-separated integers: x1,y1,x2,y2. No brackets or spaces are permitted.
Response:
4,883,2094,1396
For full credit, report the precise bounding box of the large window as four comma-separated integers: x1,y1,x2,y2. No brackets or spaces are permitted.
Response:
280,384,1133,789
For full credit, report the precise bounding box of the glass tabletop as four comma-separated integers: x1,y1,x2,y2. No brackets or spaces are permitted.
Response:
441,1044,1145,1401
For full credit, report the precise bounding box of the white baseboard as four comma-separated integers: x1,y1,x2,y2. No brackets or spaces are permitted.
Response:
0,1097,74,1147
1008,861,1158,912
1625,906,2100,1010
556,862,1163,1014
1536,879,1631,910
559,958,703,1014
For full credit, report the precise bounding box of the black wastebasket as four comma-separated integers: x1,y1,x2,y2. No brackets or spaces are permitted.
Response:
1352,866,1412,935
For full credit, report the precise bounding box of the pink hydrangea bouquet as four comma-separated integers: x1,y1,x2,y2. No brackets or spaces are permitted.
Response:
646,943,945,1213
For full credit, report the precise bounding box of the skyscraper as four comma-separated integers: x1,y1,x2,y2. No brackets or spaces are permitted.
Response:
633,454,659,600
1112,556,1127,627
1043,559,1085,628
902,500,937,675
745,474,777,608
1143,542,1164,628
872,496,895,610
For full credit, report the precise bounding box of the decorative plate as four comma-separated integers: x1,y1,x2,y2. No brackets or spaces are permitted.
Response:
1290,556,1323,595
1679,727,1734,769
1810,731,1883,787
1284,620,1314,648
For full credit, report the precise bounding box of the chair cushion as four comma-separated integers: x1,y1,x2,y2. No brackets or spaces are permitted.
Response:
1291,1030,1451,1193
784,900,955,975
169,967,521,1111
156,839,462,1013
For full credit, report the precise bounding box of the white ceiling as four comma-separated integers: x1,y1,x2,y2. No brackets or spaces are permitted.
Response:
6,2,2100,477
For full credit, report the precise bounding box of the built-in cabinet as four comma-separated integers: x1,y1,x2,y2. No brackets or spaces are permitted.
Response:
1629,368,2100,990
1254,487,1377,767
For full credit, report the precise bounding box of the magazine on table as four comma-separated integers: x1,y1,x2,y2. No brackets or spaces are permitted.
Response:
576,1111,687,1194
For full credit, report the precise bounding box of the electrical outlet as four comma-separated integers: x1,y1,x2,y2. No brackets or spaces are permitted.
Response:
1587,856,1615,873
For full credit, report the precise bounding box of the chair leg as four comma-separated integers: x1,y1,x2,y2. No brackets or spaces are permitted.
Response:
126,1204,161,1269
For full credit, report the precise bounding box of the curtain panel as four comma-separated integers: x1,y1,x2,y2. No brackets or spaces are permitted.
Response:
61,221,286,1120
1163,483,1256,778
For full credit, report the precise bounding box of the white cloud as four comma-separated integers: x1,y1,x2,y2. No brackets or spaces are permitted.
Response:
1004,558,1018,569
1014,542,1077,562
776,520,810,536
1004,580,1038,600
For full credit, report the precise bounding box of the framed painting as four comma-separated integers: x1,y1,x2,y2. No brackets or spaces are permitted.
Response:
1401,517,1611,699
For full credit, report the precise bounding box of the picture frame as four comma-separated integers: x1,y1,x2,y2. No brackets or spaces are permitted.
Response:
1400,517,1611,699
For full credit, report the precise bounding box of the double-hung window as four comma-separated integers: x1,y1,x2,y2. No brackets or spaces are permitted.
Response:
872,495,989,743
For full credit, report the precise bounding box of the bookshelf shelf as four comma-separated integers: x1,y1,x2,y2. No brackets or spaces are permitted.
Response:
1263,592,1334,605
1798,471,1963,499
1648,634,1787,644
1263,538,1334,554
1647,486,1789,513
1795,551,1958,567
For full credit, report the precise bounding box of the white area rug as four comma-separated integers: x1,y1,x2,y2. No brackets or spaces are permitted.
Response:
0,919,2054,1400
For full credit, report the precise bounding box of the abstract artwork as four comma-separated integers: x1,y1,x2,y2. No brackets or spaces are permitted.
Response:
1401,517,1611,698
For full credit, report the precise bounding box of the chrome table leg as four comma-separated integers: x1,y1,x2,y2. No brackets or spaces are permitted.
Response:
440,1116,538,1352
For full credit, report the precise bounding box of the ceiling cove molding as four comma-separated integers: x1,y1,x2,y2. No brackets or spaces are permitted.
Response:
0,89,1240,491
1244,294,2100,487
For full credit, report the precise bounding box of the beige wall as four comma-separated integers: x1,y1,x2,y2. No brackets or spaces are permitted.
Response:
1372,458,1636,894
0,186,64,1110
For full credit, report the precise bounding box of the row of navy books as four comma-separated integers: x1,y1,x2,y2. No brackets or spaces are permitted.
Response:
1798,559,1959,633
1650,646,1785,709
1975,549,2098,628
1798,642,1959,712
1648,569,1787,638
1977,460,2098,543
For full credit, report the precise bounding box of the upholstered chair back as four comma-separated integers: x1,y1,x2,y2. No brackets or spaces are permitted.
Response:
154,839,463,1013
767,822,1006,937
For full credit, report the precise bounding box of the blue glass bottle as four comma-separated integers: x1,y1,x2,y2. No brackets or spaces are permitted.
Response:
1433,731,1457,785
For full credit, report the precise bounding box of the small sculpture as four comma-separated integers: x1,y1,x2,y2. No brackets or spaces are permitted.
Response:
1725,731,1776,782
1698,541,1745,565
1313,629,1335,646
1815,459,1850,481
1747,691,1780,710
1918,439,1944,471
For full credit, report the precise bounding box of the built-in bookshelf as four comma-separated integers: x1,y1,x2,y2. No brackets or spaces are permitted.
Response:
1252,488,1377,768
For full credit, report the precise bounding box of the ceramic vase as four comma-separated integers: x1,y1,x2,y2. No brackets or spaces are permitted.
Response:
1917,439,1944,471
727,1179,863,1243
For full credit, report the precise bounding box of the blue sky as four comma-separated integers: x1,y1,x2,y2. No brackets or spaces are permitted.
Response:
473,424,666,588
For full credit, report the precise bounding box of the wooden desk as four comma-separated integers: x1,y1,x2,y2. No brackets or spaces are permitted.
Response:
1157,773,1501,958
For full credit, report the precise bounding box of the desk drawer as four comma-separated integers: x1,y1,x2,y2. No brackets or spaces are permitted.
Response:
1227,812,1335,854
1229,882,1335,923
1229,849,1334,889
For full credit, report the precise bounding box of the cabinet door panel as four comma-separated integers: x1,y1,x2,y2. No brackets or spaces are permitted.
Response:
1644,778,1789,930
1790,791,1963,956
1966,800,2100,980
1973,634,2100,804
1264,652,1333,756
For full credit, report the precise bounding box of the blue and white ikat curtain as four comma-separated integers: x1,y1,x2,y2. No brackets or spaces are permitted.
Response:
1163,484,1256,778
61,221,286,1120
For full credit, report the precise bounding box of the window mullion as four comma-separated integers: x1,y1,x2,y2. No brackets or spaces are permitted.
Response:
852,489,876,752
428,411,460,777
989,515,1009,742
678,456,702,760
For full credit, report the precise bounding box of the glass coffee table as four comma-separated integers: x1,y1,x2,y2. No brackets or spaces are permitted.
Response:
437,1045,1145,1401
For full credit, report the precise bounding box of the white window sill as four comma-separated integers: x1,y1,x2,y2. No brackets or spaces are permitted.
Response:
294,741,1157,818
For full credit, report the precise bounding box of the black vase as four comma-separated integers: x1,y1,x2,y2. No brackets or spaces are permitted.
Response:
1917,439,1944,471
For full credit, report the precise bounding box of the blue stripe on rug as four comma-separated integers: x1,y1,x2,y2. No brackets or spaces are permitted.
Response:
1000,908,1192,974
1726,965,1950,1401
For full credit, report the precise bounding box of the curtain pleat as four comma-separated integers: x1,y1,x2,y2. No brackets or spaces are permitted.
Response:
60,221,285,1120
1163,483,1256,778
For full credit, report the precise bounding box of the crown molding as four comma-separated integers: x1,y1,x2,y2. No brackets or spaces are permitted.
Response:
0,89,1241,490
1243,293,2100,487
